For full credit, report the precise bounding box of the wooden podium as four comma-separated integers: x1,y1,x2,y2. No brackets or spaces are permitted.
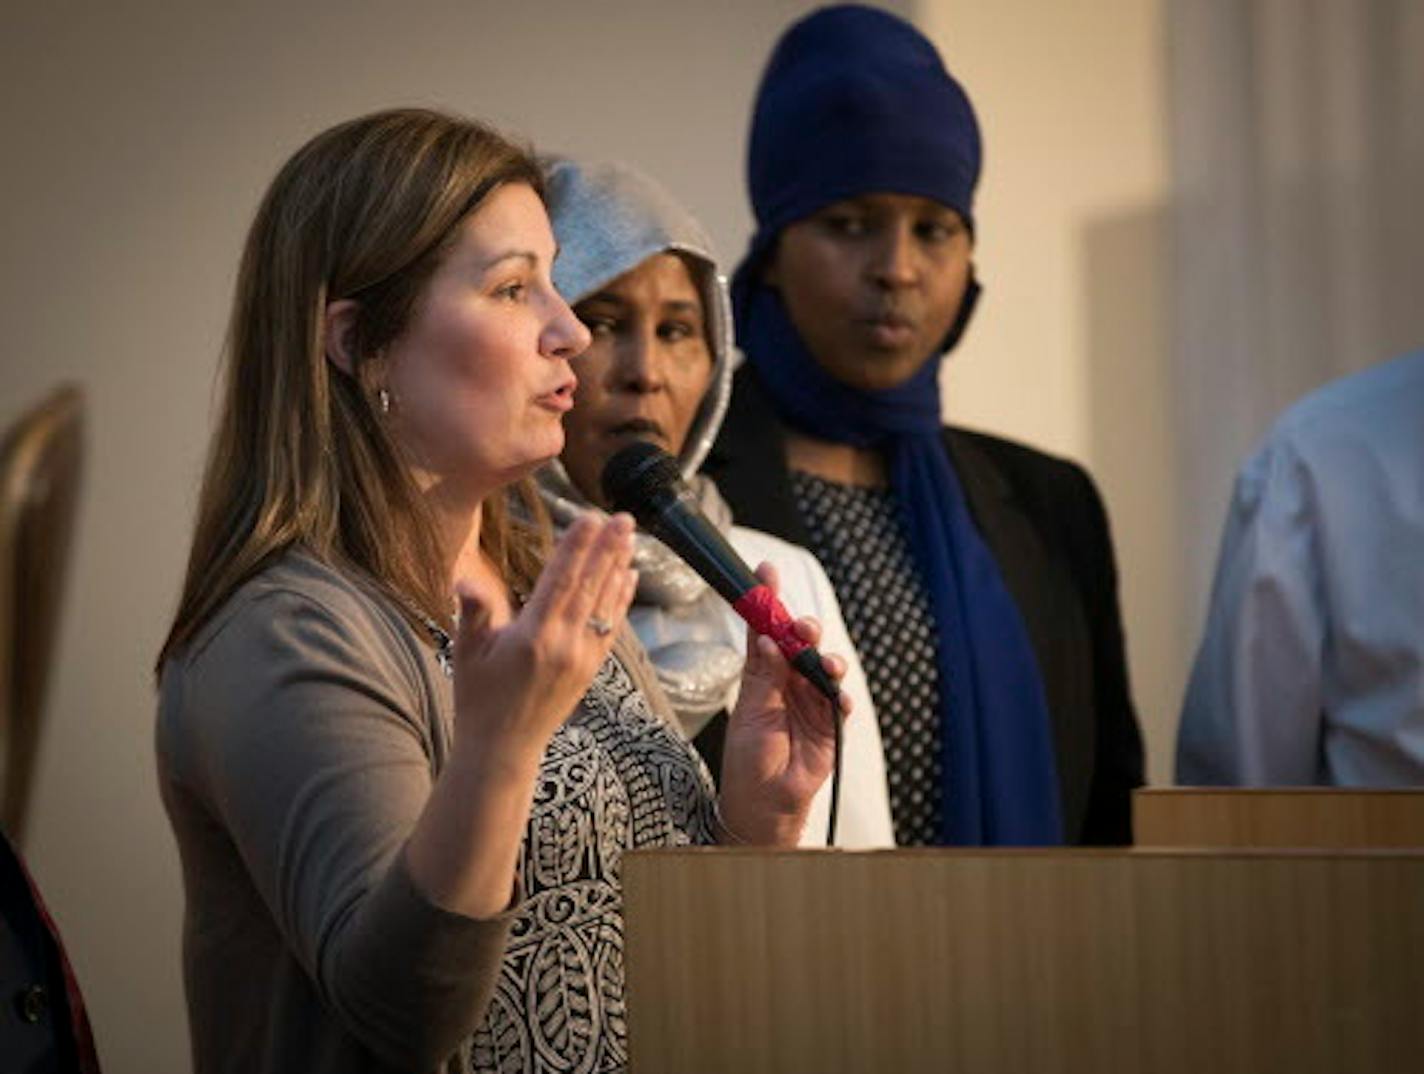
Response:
623,843,1424,1073
1134,787,1424,848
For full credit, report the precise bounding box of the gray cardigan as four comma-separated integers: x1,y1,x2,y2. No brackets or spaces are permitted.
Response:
157,551,677,1073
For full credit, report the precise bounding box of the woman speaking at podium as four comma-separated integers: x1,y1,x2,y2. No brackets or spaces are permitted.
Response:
154,108,845,1074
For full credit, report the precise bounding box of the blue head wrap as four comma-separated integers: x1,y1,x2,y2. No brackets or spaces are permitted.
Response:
734,5,1063,845
738,3,981,297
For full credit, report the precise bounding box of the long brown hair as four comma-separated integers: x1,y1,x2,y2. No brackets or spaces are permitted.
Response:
158,108,549,671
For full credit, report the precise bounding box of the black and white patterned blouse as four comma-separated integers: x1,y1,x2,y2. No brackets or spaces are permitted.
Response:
789,470,943,846
465,652,716,1073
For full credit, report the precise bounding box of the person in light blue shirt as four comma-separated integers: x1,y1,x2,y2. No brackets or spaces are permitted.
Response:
1177,349,1424,785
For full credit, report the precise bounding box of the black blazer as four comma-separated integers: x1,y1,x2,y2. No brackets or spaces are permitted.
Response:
705,367,1144,845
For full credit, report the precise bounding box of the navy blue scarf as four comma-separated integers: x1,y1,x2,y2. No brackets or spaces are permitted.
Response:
736,282,1064,845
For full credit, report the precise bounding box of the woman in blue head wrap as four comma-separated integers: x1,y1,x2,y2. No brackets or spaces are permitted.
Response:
705,4,1144,846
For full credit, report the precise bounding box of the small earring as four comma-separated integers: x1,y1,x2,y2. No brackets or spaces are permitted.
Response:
378,388,391,415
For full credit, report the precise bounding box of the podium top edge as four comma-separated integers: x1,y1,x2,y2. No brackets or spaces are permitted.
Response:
1138,787,1424,797
623,846,1424,860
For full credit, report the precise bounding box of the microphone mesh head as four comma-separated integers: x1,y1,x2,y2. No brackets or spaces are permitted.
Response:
600,441,682,520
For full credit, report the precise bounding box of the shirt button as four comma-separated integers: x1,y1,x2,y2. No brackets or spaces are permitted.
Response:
16,984,48,1024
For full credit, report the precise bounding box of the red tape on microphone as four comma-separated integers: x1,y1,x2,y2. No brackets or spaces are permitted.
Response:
732,584,810,660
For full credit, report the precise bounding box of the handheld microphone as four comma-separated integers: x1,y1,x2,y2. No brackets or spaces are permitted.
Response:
602,441,844,845
601,441,839,704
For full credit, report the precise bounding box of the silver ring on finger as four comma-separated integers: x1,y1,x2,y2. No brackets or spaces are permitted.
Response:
586,614,613,637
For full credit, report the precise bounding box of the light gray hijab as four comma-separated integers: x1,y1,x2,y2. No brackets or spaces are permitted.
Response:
540,157,740,736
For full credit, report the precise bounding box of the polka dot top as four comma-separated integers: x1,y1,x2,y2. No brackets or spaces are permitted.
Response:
789,469,943,846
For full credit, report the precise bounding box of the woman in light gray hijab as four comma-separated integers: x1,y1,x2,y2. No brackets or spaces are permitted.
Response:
541,157,892,847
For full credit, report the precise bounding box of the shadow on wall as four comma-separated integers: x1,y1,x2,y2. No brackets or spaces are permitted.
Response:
1080,204,1186,788
1082,160,1424,790
1163,0,1424,634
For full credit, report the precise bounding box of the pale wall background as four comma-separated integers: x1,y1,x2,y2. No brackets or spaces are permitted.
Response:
1,2,1178,1070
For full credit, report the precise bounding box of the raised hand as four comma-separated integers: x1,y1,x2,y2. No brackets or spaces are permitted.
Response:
717,562,849,846
405,513,635,918
450,513,637,759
